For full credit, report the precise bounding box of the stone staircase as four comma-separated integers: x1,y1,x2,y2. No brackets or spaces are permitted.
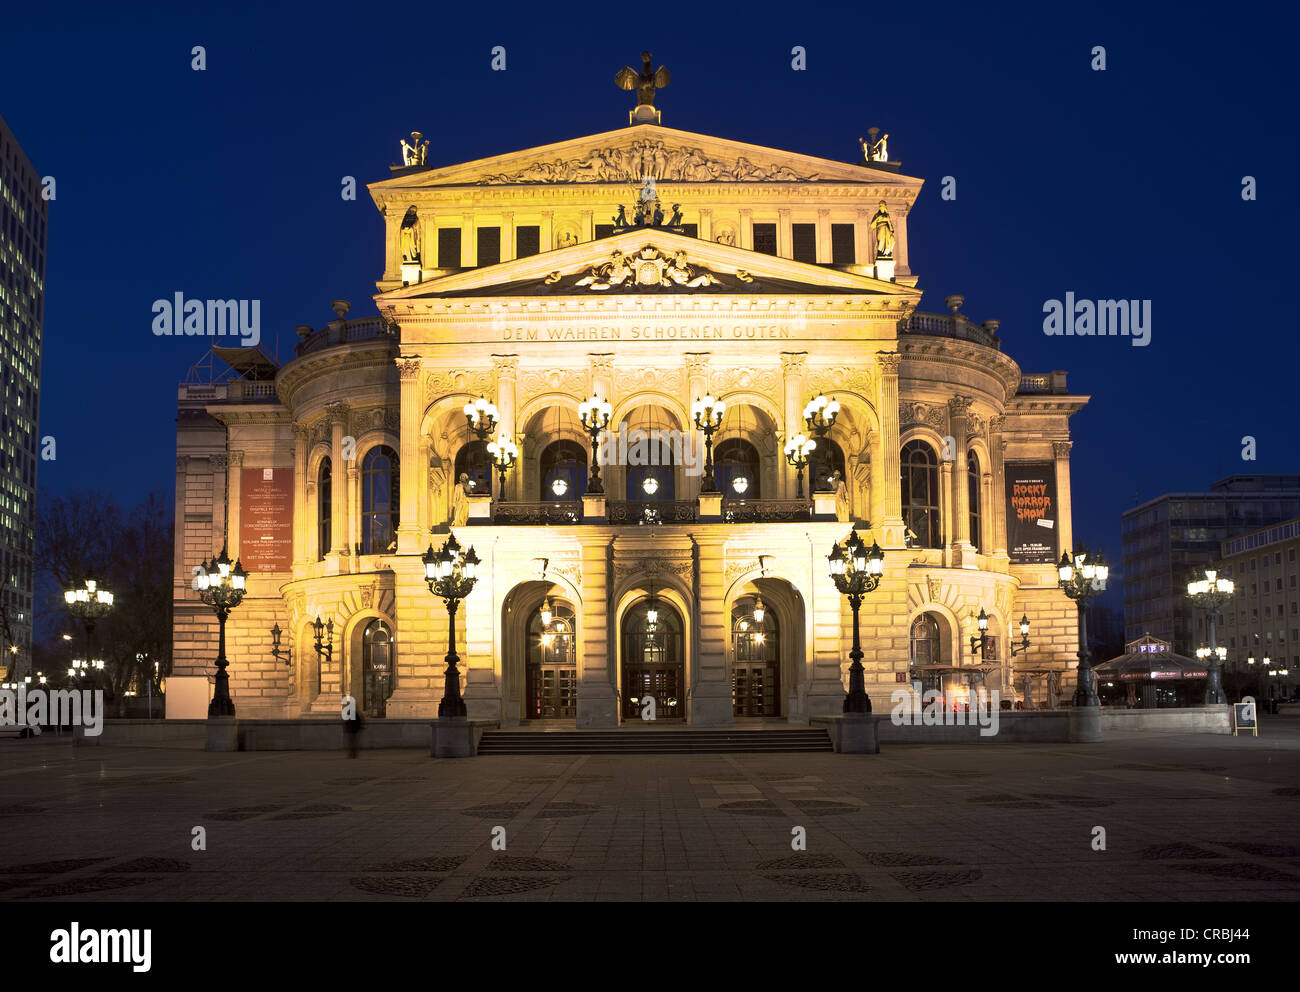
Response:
476,727,833,755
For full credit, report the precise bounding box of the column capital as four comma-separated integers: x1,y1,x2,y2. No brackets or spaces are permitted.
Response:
491,354,519,377
292,423,310,441
326,402,350,424
176,455,189,472
780,351,808,374
684,352,711,374
395,357,422,380
947,395,972,419
227,450,244,469
989,414,1006,433
875,351,902,375
588,353,615,374
1053,440,1073,458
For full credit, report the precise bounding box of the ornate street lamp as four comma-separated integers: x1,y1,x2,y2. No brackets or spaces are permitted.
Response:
463,396,499,442
487,432,519,503
577,395,613,496
827,527,886,712
270,623,290,665
64,578,114,686
784,433,816,499
194,546,248,717
692,394,725,494
968,607,991,657
1057,547,1110,707
422,534,480,718
1009,614,1032,656
1187,566,1234,705
312,616,334,667
803,394,840,492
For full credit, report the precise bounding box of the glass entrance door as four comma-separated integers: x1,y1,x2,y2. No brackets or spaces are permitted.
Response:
362,618,394,718
732,599,780,717
526,602,577,719
622,599,684,719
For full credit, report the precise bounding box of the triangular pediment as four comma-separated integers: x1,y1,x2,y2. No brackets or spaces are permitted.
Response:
379,228,918,302
370,124,919,193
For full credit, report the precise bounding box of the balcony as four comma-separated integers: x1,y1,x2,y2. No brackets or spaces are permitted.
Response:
487,498,818,525
899,310,1001,350
295,317,398,357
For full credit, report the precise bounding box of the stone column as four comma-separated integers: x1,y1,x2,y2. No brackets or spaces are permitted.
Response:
698,207,712,242
780,352,807,499
327,403,349,556
1054,441,1074,556
816,208,831,264
396,358,424,553
691,534,733,726
777,208,791,258
417,437,431,536
462,217,475,267
501,210,514,262
493,355,519,501
739,209,753,250
579,209,593,243
576,535,618,727
876,352,904,547
226,451,244,557
292,425,309,566
990,417,1009,558
173,456,188,594
348,462,361,558
981,470,994,554
895,202,911,277
949,396,972,551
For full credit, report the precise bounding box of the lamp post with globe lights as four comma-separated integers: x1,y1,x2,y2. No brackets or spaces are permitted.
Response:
691,395,725,494
577,395,612,496
422,534,480,718
463,396,499,442
1057,547,1109,709
784,434,816,500
1187,567,1234,705
487,432,519,503
803,394,840,491
193,546,248,717
827,528,886,713
64,579,114,693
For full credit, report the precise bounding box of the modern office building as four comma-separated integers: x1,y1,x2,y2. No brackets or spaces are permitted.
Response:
1216,517,1300,700
0,113,46,678
170,82,1092,724
1122,476,1300,656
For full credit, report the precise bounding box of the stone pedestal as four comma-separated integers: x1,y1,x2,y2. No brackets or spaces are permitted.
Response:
431,716,475,757
1068,706,1102,743
577,681,619,728
832,713,879,754
873,258,895,281
688,681,735,726
581,493,606,523
698,492,722,520
812,491,837,519
400,260,422,285
630,106,661,125
466,493,492,523
205,715,239,752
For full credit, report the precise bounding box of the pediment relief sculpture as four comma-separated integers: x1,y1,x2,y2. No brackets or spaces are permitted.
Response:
476,139,819,185
574,246,723,291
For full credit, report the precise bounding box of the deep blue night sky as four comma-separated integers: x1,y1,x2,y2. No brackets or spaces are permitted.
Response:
5,0,1297,603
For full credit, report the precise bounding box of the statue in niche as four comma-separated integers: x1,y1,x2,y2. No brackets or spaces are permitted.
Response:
558,231,578,248
450,473,471,526
400,206,421,263
429,465,447,525
829,470,851,523
871,200,895,259
853,462,871,524
715,229,736,247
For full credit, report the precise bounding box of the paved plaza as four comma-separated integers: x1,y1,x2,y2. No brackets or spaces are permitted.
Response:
3,722,1299,902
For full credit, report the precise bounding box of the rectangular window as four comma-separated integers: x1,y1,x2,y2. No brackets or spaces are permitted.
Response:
679,223,698,239
831,223,855,264
477,226,501,267
516,225,540,258
437,228,461,268
753,223,777,255
594,224,615,240
791,223,817,263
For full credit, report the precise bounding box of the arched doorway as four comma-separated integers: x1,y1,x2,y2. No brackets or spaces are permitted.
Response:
361,618,394,717
732,596,780,717
526,599,577,719
622,597,684,719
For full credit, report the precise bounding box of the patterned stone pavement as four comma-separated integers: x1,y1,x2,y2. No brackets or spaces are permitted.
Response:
2,721,1299,902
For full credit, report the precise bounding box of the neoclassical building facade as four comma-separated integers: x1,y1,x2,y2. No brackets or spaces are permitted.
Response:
171,113,1088,726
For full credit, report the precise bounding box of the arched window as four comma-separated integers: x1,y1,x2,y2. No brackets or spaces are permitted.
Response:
362,618,394,718
968,451,982,553
454,440,493,498
714,438,761,498
809,437,846,494
361,446,399,554
901,439,940,547
317,456,331,560
910,613,942,666
539,440,588,500
626,430,675,501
